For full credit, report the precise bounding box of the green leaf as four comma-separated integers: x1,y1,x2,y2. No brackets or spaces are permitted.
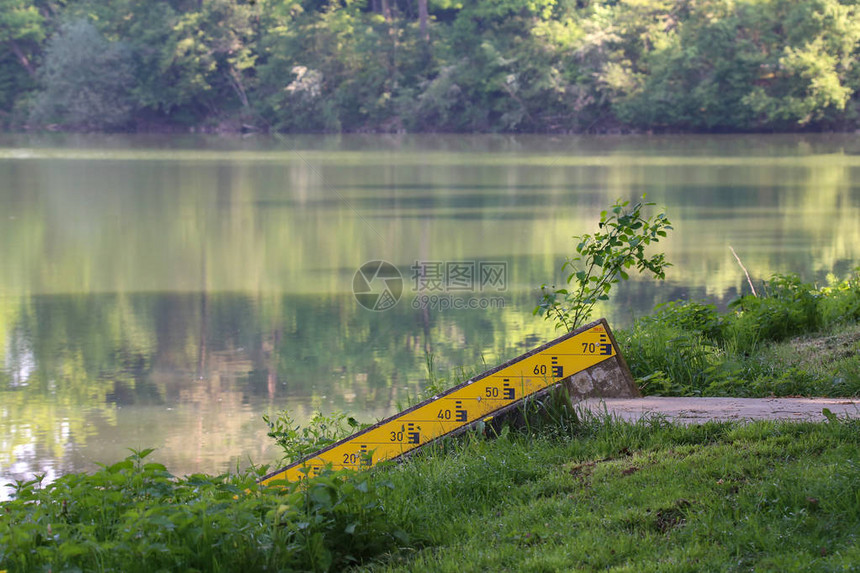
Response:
107,460,134,474
143,463,168,472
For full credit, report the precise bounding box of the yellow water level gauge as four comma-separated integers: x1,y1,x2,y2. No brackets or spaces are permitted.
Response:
260,318,634,485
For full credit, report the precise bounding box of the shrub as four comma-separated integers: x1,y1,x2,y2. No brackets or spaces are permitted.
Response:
723,274,823,353
619,271,860,397
819,269,860,325
0,449,406,572
536,196,673,331
649,300,724,341
29,19,136,130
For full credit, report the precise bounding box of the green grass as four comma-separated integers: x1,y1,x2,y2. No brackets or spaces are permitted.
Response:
758,323,860,394
4,417,857,572
363,416,860,572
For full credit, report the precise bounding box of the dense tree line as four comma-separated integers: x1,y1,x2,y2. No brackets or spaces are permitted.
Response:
2,0,860,133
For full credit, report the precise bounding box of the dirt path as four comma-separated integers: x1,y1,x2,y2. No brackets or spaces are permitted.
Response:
576,397,860,424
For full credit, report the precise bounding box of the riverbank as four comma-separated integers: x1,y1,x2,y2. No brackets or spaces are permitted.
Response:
2,412,857,572
2,273,859,571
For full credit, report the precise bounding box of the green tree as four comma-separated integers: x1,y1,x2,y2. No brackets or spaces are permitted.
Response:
85,0,195,121
595,0,860,131
4,0,860,133
403,0,585,132
57,0,259,127
0,0,43,77
740,0,860,128
30,19,137,130
170,0,259,122
256,0,406,131
0,0,44,123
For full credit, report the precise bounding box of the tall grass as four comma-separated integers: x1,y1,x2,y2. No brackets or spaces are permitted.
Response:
619,271,860,397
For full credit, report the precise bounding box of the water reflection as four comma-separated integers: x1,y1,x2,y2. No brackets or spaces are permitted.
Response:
1,134,859,497
1,291,565,496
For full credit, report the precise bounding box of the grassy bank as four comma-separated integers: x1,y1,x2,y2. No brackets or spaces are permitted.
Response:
2,272,859,572
3,416,857,572
364,416,860,572
620,273,860,398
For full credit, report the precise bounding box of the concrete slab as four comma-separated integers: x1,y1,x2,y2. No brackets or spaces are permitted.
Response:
575,397,860,424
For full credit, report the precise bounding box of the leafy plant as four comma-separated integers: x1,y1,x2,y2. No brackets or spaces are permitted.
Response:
0,448,405,572
819,268,860,325
725,273,827,353
535,196,673,331
650,300,724,341
264,410,366,465
618,271,860,398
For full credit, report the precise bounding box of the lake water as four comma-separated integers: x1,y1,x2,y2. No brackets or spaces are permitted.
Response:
2,134,859,496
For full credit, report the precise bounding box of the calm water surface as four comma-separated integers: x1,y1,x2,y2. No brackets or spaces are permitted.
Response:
2,134,859,496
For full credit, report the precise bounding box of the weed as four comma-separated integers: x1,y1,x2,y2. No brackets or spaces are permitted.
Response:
0,449,406,572
264,409,368,465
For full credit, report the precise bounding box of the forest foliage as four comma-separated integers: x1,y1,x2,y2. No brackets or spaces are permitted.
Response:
2,0,860,132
